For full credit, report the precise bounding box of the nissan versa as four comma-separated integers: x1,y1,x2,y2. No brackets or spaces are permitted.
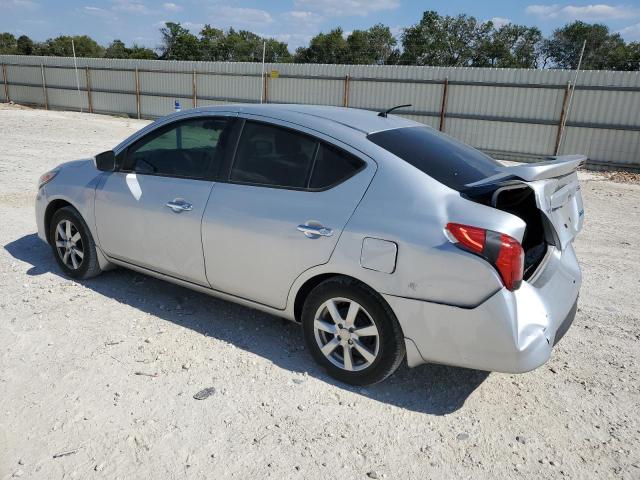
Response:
35,104,584,385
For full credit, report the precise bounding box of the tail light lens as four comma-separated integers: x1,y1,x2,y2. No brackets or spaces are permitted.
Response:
446,223,524,291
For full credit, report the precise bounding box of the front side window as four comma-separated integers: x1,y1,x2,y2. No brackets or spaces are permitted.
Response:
127,117,230,179
230,121,318,188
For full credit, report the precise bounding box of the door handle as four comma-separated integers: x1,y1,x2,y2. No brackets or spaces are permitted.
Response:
297,224,333,238
165,199,193,213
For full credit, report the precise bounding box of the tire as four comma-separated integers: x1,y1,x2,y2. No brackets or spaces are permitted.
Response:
301,277,405,386
49,206,102,280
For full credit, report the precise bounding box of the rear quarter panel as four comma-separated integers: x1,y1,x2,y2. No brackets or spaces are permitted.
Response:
288,148,528,311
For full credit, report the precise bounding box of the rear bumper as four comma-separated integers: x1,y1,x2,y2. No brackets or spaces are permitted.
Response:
386,244,581,373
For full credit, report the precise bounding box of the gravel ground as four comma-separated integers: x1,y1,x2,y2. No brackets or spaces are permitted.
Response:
1,104,639,480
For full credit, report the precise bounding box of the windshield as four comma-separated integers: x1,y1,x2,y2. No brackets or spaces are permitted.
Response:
367,126,502,191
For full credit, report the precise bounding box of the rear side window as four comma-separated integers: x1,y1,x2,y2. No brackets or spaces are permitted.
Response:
127,117,230,179
230,121,317,188
367,126,501,191
309,144,363,189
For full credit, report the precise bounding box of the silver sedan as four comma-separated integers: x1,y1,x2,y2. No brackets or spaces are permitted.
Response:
35,104,584,385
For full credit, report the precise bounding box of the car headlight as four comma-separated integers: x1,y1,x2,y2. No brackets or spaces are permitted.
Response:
38,170,58,189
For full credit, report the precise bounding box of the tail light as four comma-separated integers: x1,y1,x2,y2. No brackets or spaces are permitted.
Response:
446,223,524,291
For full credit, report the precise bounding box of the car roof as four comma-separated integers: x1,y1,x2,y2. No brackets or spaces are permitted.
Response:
189,103,420,135
114,104,424,157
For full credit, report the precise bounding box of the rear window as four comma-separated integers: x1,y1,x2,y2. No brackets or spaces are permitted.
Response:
367,126,502,191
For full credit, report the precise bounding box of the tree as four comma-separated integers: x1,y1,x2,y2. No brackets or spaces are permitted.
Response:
0,32,17,54
400,11,492,66
542,21,628,70
199,25,227,61
345,24,398,64
159,22,201,60
625,42,640,71
476,23,542,68
105,39,129,58
294,28,348,64
38,35,104,57
16,35,34,55
264,38,292,63
128,44,158,60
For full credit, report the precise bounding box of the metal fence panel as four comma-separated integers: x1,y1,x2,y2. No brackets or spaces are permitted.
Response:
1,55,639,170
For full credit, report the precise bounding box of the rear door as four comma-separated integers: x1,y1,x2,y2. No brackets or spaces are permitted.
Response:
95,115,235,285
201,118,375,309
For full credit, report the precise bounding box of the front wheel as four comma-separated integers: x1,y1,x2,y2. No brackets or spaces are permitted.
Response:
49,206,102,279
301,277,405,386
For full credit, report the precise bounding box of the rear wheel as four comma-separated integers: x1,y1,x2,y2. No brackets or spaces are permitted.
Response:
302,277,405,385
49,206,102,279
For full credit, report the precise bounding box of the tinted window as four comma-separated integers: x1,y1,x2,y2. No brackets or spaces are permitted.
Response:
230,122,317,188
128,118,230,179
310,143,363,189
367,126,502,191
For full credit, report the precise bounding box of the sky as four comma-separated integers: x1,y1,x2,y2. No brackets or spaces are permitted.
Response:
2,0,640,51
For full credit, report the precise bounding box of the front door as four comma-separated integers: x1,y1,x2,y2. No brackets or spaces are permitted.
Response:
95,116,235,285
202,118,375,309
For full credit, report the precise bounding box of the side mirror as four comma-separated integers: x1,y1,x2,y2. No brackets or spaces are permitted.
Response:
95,150,116,172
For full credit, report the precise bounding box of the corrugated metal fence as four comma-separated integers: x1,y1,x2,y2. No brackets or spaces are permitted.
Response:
1,55,639,171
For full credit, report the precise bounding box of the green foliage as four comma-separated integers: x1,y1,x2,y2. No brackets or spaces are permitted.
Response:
401,11,490,66
542,21,631,70
105,39,158,59
476,24,543,68
294,28,348,64
36,35,105,57
16,35,34,55
159,22,200,60
0,32,17,54
345,24,398,64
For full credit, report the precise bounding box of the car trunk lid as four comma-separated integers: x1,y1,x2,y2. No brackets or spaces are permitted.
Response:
465,155,585,251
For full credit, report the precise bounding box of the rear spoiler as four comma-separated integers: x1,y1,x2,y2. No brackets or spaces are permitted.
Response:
465,155,587,188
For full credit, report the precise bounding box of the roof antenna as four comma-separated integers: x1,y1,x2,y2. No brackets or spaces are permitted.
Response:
378,104,412,118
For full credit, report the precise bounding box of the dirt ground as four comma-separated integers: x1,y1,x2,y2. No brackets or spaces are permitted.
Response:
1,103,639,480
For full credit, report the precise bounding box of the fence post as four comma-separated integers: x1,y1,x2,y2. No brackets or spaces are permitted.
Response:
554,81,571,155
192,70,197,108
343,74,350,107
2,64,9,103
40,64,49,110
85,67,93,113
135,68,141,119
262,73,268,104
439,78,449,132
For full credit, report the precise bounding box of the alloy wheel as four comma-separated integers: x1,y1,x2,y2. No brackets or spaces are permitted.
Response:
313,297,380,372
54,219,84,270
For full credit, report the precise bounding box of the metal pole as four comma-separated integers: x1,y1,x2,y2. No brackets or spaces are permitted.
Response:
85,67,93,113
439,78,449,132
556,39,586,154
71,38,83,112
260,40,266,103
192,70,197,108
2,64,10,103
263,73,269,104
40,64,48,110
135,68,141,119
343,75,350,107
554,82,571,155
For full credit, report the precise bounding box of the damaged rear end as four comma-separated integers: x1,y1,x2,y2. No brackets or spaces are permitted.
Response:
368,125,584,372
448,155,585,371
462,155,585,284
